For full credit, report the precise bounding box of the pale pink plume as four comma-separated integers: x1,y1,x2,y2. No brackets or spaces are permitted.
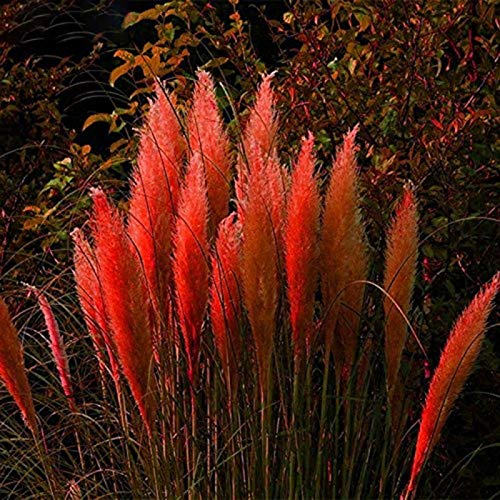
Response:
383,186,418,419
0,297,38,434
33,288,76,412
321,125,369,380
172,153,210,386
284,133,320,365
91,188,156,433
187,70,232,230
72,228,120,391
127,83,183,319
406,273,499,496
210,214,243,401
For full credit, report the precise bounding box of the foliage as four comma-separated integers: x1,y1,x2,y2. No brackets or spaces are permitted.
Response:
0,0,122,289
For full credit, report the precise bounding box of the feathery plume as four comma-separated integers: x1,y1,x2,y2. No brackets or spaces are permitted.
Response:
91,188,155,433
240,139,284,397
127,84,183,318
243,73,278,159
210,214,242,401
72,228,120,390
406,273,499,495
321,125,368,379
188,70,232,230
237,73,288,214
0,297,38,434
172,153,210,386
33,288,76,412
284,133,320,364
383,186,418,414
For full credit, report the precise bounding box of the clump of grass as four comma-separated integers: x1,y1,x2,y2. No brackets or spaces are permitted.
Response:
0,73,497,498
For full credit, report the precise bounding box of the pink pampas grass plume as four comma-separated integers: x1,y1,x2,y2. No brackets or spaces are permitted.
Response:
210,214,242,401
187,70,232,230
127,84,183,318
243,73,278,158
240,139,285,398
284,133,320,365
405,273,499,497
172,153,210,386
383,186,418,415
91,188,156,433
72,228,120,391
321,125,368,379
0,296,38,434
237,73,288,217
32,288,76,412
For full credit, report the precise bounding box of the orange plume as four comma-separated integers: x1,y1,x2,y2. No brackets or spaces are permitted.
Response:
127,84,183,318
188,70,231,230
91,188,156,433
72,228,120,390
0,297,38,434
210,214,242,400
383,186,418,410
321,125,368,379
240,139,285,398
284,133,320,365
243,73,278,159
172,153,210,386
406,273,499,495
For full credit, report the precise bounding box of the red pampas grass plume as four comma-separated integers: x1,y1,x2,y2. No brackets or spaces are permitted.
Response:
240,139,284,399
91,188,156,434
172,153,210,386
0,297,38,434
284,133,320,366
321,125,368,379
405,273,499,497
187,70,232,230
210,214,242,402
72,228,120,391
32,288,76,412
127,83,183,318
383,186,418,417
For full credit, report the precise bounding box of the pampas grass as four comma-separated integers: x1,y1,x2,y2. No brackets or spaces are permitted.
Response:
188,70,231,230
32,288,76,412
405,272,499,497
91,188,155,433
210,214,242,402
383,186,418,428
0,297,38,434
172,152,210,387
284,132,320,365
321,125,369,380
0,71,497,499
127,84,182,319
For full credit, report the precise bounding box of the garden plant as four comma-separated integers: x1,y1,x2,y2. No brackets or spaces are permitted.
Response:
0,71,498,498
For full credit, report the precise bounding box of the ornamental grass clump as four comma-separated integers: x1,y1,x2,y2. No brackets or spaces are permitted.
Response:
0,72,497,498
